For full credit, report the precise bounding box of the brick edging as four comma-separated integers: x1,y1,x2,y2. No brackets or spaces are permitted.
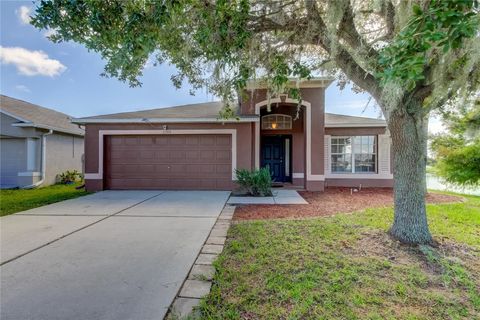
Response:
165,204,235,319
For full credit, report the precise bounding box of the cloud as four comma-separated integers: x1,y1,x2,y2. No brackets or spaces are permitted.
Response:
15,85,31,93
43,29,57,38
338,100,371,110
0,46,66,77
429,116,445,134
17,5,32,25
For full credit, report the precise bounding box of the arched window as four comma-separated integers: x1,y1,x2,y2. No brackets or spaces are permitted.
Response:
261,114,292,130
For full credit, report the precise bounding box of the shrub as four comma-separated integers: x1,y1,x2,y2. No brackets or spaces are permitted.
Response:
235,168,272,197
57,170,83,184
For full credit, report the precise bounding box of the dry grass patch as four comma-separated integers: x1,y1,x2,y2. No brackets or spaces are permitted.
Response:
200,194,480,319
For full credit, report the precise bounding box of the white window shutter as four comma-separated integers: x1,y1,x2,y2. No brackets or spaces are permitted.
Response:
324,135,331,174
378,134,391,174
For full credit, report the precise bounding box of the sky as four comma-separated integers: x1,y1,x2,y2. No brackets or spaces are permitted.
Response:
0,1,443,133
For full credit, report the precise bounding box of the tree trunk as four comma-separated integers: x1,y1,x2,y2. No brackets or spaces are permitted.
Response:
388,107,432,245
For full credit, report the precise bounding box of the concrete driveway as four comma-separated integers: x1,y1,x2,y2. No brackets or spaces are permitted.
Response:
0,190,230,320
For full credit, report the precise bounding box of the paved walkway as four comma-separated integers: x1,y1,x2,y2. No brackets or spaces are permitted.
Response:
227,189,308,204
0,190,230,320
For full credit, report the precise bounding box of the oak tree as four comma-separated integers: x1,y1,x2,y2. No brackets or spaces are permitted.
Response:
32,0,480,244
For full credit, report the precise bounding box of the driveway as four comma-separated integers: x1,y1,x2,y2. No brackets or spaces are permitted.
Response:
0,190,230,320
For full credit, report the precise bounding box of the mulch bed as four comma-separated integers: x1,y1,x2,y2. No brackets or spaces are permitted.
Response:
234,187,463,220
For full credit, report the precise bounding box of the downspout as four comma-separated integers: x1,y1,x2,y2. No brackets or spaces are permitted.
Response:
22,129,53,189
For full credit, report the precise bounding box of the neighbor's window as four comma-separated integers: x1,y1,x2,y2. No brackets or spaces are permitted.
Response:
331,136,376,173
261,114,292,130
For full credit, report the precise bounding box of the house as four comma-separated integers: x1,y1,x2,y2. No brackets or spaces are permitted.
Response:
72,78,393,192
0,95,85,188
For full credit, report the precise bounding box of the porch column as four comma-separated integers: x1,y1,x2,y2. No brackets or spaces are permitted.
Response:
305,93,325,191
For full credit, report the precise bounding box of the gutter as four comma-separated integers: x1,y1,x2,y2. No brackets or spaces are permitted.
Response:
325,123,387,128
11,122,84,137
22,129,53,189
71,117,260,124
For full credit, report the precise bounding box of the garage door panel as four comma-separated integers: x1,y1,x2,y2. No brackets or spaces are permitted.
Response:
185,136,199,145
140,151,154,159
108,178,229,190
216,164,231,174
216,150,231,161
199,136,215,145
111,164,156,175
139,137,154,145
110,150,138,159
105,134,232,190
110,136,124,145
186,151,199,159
124,137,139,145
154,136,168,145
108,178,170,189
184,164,215,174
216,136,231,146
199,150,215,161
170,150,186,160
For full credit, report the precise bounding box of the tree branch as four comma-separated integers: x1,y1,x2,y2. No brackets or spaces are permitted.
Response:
305,1,382,101
381,0,396,39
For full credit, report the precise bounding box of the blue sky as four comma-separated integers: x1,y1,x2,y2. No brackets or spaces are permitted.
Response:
0,1,442,132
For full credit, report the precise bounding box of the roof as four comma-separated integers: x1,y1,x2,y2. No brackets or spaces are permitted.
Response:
72,101,258,124
0,95,84,136
73,101,386,127
324,113,386,127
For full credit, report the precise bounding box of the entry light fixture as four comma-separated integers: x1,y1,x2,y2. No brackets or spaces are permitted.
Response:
271,123,277,129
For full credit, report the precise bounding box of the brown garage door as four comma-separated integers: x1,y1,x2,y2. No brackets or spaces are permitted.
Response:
104,134,232,190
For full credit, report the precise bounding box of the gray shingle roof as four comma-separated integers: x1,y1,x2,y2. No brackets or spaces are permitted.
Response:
79,101,235,120
0,95,84,136
73,101,386,127
325,113,386,127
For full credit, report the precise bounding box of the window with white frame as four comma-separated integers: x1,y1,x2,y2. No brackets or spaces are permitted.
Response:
331,136,376,173
261,114,292,130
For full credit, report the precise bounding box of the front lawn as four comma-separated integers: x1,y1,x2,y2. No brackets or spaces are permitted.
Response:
201,194,480,319
0,184,89,217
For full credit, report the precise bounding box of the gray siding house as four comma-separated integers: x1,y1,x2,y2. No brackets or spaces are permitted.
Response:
0,95,84,188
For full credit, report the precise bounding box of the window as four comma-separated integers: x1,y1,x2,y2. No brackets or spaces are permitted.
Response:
26,138,38,171
331,136,376,173
261,114,292,130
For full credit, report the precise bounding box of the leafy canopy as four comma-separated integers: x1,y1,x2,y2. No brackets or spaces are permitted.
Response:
32,0,480,117
430,98,480,187
378,0,479,91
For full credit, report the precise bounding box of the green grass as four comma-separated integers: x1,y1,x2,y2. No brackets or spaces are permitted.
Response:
201,193,480,319
0,183,89,216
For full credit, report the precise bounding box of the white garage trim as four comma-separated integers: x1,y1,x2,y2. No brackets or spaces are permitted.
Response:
254,98,324,181
84,129,237,181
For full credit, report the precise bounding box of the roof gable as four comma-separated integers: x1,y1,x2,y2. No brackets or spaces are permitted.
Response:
0,95,84,136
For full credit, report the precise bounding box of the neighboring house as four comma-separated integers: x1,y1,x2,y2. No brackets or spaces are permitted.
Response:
73,78,393,192
0,95,84,189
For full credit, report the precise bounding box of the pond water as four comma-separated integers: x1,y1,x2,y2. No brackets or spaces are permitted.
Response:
426,174,480,196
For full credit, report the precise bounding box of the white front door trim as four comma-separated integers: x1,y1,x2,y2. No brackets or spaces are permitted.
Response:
84,129,237,181
254,98,324,181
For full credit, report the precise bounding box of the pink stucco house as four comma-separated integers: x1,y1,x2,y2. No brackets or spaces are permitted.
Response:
73,78,393,192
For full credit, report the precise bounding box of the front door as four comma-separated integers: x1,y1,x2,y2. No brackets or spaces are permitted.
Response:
261,136,288,183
